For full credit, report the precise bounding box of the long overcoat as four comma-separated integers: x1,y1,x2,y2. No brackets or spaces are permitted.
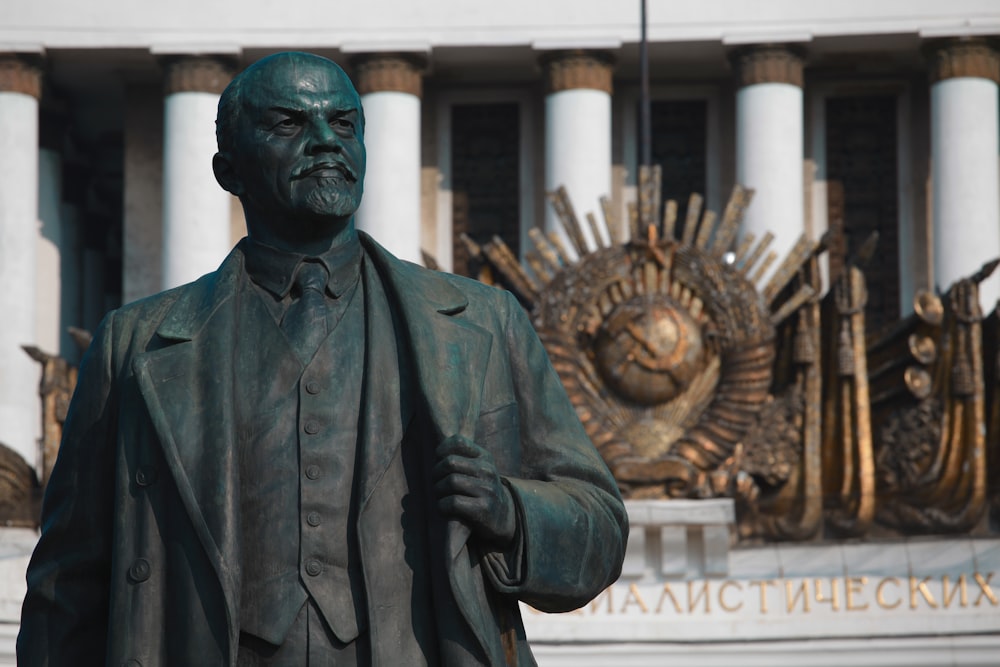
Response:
17,233,628,666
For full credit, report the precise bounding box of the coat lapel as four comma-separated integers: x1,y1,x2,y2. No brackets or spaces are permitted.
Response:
131,252,245,660
360,234,491,441
356,258,406,507
361,234,507,665
360,234,493,500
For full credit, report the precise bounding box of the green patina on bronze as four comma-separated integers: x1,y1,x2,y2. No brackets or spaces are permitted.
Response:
19,51,627,666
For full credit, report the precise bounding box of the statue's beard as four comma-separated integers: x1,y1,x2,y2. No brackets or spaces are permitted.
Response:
302,179,361,219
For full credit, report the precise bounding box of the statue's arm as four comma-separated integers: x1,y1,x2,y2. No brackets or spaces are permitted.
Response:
485,291,628,613
18,311,117,666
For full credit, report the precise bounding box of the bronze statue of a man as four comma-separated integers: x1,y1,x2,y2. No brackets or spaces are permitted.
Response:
18,51,627,666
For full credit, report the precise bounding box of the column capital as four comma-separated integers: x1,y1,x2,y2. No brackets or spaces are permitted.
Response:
162,55,235,95
926,38,1000,85
350,53,426,98
540,50,615,95
730,44,805,88
0,54,42,99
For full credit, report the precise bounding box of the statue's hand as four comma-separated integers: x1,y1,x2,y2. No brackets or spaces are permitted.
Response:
433,435,517,546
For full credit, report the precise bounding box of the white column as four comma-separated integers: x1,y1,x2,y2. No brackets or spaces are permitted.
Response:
37,144,63,356
353,54,424,264
161,56,233,289
928,39,1000,308
43,116,82,360
59,205,82,360
542,51,614,254
734,46,805,281
0,56,41,469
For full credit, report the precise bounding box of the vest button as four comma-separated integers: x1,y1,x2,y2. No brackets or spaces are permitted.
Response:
128,558,151,583
305,380,321,394
303,420,320,435
305,559,323,576
306,512,322,527
135,466,156,487
305,465,322,480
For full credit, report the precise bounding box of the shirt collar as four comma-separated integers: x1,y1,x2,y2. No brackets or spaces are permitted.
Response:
239,233,363,299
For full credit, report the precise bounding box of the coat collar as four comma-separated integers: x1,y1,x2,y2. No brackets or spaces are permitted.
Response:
153,246,245,342
152,232,472,341
357,231,469,316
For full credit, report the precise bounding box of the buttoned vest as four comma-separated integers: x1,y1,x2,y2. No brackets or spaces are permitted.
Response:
237,277,366,647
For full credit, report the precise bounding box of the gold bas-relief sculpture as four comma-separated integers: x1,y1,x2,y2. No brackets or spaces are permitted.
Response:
821,246,876,537
464,166,999,542
869,261,997,534
0,329,89,526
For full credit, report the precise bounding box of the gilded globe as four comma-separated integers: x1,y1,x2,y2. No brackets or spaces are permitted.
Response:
593,297,705,406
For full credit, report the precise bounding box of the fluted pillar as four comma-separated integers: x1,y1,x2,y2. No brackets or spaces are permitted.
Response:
161,56,233,289
0,54,42,468
542,50,614,253
352,54,424,264
733,45,805,278
928,38,1000,307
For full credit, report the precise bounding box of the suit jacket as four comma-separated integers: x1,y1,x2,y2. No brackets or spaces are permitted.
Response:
17,233,628,666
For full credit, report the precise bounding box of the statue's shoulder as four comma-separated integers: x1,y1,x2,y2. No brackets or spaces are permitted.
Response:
118,282,188,313
108,261,235,342
115,271,208,317
111,283,189,330
361,232,512,312
423,263,506,300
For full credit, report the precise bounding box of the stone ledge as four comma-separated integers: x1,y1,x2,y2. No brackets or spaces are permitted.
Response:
0,528,35,625
626,499,735,526
0,623,16,667
522,536,1000,646
622,499,736,581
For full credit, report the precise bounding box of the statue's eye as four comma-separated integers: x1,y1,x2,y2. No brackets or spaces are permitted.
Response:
269,116,301,132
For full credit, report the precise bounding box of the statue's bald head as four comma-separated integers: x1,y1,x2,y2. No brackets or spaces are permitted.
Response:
216,52,363,156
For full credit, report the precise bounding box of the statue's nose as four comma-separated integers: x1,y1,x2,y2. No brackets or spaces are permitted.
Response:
305,120,341,155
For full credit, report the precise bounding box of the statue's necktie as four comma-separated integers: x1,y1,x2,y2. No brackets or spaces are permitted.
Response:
283,261,330,360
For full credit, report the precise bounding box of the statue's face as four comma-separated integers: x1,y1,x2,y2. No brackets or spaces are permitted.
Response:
230,55,366,229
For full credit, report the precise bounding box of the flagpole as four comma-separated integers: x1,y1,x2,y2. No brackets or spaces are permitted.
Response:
639,0,652,168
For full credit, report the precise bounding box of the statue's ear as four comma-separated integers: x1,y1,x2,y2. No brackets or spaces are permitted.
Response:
213,152,245,196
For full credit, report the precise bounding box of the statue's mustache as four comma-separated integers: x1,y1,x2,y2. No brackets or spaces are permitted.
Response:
293,161,357,182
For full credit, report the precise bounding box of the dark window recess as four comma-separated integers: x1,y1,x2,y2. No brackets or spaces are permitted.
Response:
825,95,899,332
451,103,520,278
646,99,708,239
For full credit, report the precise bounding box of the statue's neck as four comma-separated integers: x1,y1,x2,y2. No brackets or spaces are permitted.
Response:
244,214,357,256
